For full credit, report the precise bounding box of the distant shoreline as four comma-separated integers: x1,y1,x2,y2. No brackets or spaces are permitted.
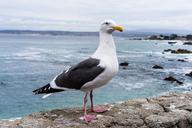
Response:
0,30,191,41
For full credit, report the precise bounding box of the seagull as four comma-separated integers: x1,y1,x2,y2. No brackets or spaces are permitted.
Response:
33,20,123,122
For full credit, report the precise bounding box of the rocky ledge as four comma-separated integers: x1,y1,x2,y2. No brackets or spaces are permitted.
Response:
1,93,192,128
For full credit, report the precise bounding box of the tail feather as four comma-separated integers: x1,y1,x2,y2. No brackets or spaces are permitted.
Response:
33,83,64,94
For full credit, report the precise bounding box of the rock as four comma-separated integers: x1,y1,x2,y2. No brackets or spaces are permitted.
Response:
145,111,191,128
164,49,173,52
2,93,192,127
164,76,183,85
171,49,192,54
183,42,192,45
0,81,6,86
185,72,192,77
168,59,174,61
152,65,164,69
168,41,177,45
177,59,187,62
164,49,192,54
119,62,129,66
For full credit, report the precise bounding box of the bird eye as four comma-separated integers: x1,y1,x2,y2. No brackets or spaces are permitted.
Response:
105,22,109,25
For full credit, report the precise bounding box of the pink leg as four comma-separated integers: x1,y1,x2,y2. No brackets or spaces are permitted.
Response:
90,91,94,112
90,90,108,113
81,92,96,122
84,92,88,115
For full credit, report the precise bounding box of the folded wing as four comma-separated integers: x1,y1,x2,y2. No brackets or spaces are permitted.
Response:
53,58,105,90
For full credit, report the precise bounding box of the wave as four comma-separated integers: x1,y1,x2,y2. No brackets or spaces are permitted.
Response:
185,57,192,62
163,67,192,74
175,82,192,91
117,50,163,58
14,47,49,61
1,117,22,121
118,50,162,55
113,80,145,90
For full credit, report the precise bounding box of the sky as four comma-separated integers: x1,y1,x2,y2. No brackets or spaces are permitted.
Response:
0,0,192,32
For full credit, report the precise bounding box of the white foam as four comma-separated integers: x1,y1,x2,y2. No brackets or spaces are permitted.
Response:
14,47,49,61
164,67,192,74
185,57,192,62
119,50,162,55
125,83,145,90
2,117,22,121
115,81,145,90
174,82,192,91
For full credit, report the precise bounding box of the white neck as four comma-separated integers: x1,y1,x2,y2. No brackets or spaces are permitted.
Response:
92,31,117,59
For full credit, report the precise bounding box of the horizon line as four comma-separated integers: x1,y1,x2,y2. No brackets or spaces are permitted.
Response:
0,29,191,35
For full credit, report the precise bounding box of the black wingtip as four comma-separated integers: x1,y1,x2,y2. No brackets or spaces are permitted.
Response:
33,88,41,94
33,83,51,94
33,83,64,94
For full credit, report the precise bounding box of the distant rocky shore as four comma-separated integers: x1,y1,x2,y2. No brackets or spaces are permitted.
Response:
1,92,192,128
146,34,192,41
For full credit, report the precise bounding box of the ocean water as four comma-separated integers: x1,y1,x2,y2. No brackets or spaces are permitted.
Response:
0,34,191,119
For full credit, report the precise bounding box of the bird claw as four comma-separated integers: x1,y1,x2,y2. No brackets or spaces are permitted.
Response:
81,115,96,122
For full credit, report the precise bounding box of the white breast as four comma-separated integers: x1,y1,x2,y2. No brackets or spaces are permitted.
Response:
80,31,119,92
81,53,119,92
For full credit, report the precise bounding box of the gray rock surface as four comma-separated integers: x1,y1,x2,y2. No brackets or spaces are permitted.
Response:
1,93,192,128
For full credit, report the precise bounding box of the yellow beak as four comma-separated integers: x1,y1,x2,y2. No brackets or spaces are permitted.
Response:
113,25,124,32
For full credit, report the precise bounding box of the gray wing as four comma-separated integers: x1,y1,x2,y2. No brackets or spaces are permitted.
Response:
54,58,105,90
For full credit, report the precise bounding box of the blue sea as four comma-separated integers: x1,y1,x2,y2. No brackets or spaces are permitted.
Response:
0,34,191,119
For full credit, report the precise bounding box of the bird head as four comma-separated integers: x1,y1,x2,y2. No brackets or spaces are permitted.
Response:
100,20,124,34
